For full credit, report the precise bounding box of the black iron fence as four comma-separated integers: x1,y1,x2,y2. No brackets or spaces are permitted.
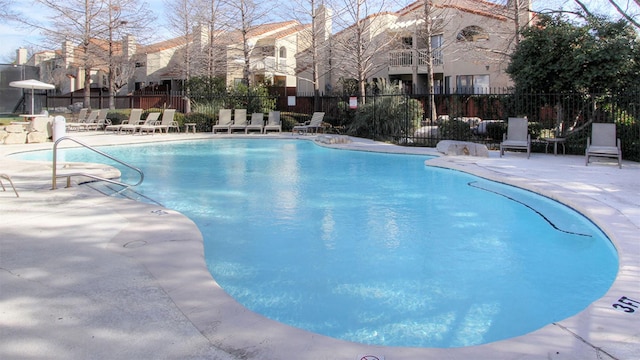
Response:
44,90,640,161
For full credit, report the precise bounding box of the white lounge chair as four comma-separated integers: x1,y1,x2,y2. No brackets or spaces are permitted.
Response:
292,112,324,134
77,110,100,131
66,108,95,131
85,109,109,131
245,113,264,134
120,112,160,134
104,109,143,134
500,117,530,158
212,109,232,134
585,123,622,168
263,111,281,134
229,109,248,133
139,109,178,134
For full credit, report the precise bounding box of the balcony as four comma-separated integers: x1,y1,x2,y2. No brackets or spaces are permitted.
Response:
252,56,289,74
388,48,443,75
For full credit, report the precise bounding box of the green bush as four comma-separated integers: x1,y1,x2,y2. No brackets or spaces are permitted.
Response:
438,119,472,140
486,121,508,141
618,121,640,161
183,112,216,132
106,111,128,125
281,112,311,132
170,111,185,129
346,82,423,141
528,121,543,140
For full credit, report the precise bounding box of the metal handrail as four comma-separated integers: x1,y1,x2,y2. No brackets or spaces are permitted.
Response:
52,136,144,190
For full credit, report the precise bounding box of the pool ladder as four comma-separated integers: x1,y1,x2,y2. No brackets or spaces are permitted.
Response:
52,136,144,191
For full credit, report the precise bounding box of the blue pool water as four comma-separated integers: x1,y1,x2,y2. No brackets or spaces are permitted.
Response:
14,139,618,348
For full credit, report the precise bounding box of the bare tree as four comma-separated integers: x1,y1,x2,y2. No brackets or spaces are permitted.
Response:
17,0,108,107
12,0,155,107
421,0,437,121
192,0,232,79
285,0,332,102
330,0,397,101
165,0,200,84
573,0,640,28
96,0,155,108
0,0,16,18
226,0,270,85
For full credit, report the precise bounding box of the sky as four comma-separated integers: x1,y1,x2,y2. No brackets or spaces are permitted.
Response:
0,0,629,63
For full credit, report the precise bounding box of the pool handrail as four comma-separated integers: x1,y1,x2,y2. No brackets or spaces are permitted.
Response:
52,136,144,190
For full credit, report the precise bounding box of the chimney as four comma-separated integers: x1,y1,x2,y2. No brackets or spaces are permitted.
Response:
16,48,28,65
193,24,208,50
62,40,74,65
123,35,136,60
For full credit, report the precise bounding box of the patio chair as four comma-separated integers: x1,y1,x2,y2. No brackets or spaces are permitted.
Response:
66,108,95,131
0,173,19,197
229,109,248,133
585,123,622,168
85,109,109,131
104,109,143,134
245,113,264,134
292,112,325,134
120,112,160,134
139,109,178,134
212,109,232,134
263,111,281,134
500,117,530,158
77,110,100,131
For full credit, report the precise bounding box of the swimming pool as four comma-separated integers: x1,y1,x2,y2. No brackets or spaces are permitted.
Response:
14,139,618,348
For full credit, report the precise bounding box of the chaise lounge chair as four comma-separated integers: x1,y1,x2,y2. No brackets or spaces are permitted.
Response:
77,110,101,131
263,111,281,134
585,123,622,168
229,109,248,133
66,108,89,130
139,109,178,134
245,112,264,134
104,109,143,134
84,109,109,131
500,117,530,158
67,108,97,131
292,112,325,134
120,112,160,134
212,109,232,134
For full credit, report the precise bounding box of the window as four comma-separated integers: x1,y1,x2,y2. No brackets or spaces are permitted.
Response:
279,46,287,58
135,61,146,68
431,34,443,49
431,35,443,66
456,74,490,94
456,26,489,42
261,46,275,56
402,37,413,48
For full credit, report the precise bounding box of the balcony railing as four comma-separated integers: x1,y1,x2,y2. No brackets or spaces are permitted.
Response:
389,48,443,68
252,56,289,73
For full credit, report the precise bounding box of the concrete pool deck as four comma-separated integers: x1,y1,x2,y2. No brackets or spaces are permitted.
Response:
1,132,638,359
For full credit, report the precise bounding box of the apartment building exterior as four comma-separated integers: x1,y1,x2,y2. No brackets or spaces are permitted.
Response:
20,0,529,98
22,20,311,95
297,0,532,95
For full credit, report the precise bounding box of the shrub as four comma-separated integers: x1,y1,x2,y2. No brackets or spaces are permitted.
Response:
281,112,309,132
438,119,472,140
346,82,423,141
486,121,508,141
106,111,128,125
528,121,543,139
184,112,216,132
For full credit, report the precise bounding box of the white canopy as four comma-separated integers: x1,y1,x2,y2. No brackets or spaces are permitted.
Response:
9,79,55,114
